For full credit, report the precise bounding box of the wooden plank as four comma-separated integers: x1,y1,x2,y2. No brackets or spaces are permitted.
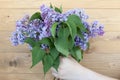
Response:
0,9,120,31
0,52,45,73
81,53,120,79
0,0,120,9
0,52,119,78
0,73,53,80
0,31,120,53
0,1,120,79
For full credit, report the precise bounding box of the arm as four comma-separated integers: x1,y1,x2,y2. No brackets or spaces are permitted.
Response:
52,57,118,80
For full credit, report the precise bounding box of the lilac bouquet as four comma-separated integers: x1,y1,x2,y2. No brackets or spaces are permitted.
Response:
11,4,104,75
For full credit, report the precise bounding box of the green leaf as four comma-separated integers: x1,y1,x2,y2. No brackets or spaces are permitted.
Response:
55,7,62,13
66,21,77,41
49,37,54,43
24,37,35,47
30,12,42,21
54,27,70,56
43,55,54,74
68,36,74,50
31,46,45,68
67,15,81,26
53,56,60,71
70,48,79,62
71,52,76,60
77,33,84,40
77,28,84,39
67,15,87,32
50,22,58,38
50,47,59,60
60,5,63,13
50,3,53,8
71,47,83,62
75,47,83,61
38,37,52,46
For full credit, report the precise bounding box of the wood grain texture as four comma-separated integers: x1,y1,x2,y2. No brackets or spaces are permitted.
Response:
0,9,120,32
0,74,54,80
0,52,120,79
0,0,120,80
0,0,120,9
1,31,120,53
0,53,120,78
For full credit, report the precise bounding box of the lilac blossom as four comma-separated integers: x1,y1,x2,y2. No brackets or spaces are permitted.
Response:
64,8,89,21
88,21,104,37
11,4,104,51
41,44,49,50
11,15,29,46
11,15,51,46
74,32,89,51
11,32,19,46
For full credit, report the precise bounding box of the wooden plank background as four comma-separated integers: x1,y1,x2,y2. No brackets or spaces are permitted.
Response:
0,0,120,79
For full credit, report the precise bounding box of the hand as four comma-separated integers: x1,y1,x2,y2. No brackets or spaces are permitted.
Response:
51,57,84,80
51,57,118,80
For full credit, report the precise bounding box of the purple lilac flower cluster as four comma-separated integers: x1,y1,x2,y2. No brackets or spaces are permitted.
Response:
74,21,104,50
11,4,104,51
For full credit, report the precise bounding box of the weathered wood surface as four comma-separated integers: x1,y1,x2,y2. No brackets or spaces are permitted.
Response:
0,0,120,9
0,0,120,79
0,9,120,32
